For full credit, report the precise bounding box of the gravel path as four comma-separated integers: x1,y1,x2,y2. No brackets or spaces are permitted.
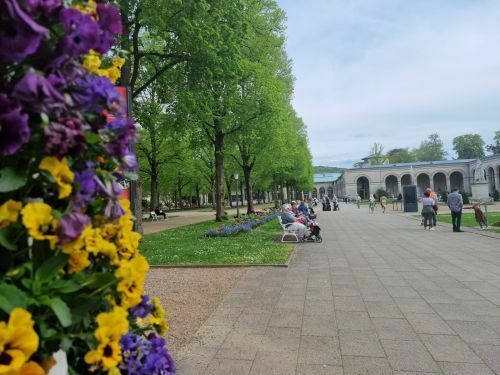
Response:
145,267,247,354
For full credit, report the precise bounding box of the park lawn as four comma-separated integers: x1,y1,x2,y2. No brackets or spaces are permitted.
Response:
437,212,500,233
140,218,295,265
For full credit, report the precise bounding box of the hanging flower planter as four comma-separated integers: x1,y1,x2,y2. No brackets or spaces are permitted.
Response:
0,0,174,373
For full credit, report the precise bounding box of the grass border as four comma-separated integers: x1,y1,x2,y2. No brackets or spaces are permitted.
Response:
148,243,297,268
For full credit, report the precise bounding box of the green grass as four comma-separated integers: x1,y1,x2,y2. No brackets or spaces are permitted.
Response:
140,218,295,265
437,212,500,233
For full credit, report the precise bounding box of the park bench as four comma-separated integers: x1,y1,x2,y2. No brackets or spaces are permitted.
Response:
277,215,300,243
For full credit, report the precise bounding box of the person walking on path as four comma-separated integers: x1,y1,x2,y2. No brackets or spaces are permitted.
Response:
447,187,464,232
380,195,387,213
421,190,436,230
369,194,376,213
356,194,361,209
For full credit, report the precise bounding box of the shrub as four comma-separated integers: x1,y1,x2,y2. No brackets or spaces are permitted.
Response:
493,190,500,201
375,188,390,200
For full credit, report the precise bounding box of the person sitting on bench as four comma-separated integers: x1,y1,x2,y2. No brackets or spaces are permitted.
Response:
280,204,308,240
155,207,167,219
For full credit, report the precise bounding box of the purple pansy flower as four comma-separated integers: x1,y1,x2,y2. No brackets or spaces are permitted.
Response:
105,116,137,159
44,117,86,157
95,3,122,54
11,68,66,115
74,169,97,210
120,333,176,375
59,7,100,56
46,55,85,89
104,199,125,219
72,74,119,113
57,212,91,245
0,94,30,156
130,295,154,318
25,0,62,18
0,0,49,62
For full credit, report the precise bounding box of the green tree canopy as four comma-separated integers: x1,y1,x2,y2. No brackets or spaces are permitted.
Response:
415,133,447,161
452,134,485,159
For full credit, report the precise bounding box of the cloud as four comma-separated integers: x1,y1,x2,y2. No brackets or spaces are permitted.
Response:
278,0,500,167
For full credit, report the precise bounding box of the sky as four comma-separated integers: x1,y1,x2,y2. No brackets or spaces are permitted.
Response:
277,0,500,167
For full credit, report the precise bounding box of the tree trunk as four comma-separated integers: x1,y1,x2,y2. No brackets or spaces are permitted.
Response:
195,184,200,208
214,128,225,221
150,174,158,211
243,166,254,213
225,177,233,207
132,179,143,235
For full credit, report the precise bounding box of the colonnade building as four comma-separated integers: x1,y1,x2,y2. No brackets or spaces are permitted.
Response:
311,154,500,199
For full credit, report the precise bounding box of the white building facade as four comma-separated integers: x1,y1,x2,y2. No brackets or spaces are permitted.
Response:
341,155,500,199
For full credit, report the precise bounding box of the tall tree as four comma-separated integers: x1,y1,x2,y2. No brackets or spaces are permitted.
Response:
453,134,485,159
415,133,447,161
387,148,416,163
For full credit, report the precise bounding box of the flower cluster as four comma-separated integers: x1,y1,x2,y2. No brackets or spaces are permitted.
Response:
0,0,174,374
204,214,277,237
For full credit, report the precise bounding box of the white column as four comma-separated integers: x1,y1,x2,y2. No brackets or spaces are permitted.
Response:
446,174,451,192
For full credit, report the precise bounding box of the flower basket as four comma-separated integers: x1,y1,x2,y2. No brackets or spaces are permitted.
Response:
0,1,174,373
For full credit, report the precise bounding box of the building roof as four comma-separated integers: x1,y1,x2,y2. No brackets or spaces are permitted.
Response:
348,159,475,170
314,173,342,183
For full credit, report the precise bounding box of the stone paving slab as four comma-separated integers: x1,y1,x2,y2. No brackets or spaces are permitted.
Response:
176,204,500,374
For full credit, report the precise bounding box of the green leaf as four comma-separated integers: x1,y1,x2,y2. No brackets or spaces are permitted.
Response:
68,296,100,324
0,284,30,313
41,297,72,327
0,167,28,192
79,272,116,289
0,227,18,251
50,280,82,294
35,252,69,282
85,132,102,144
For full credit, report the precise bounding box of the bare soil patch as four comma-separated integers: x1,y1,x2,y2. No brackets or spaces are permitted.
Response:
145,267,247,355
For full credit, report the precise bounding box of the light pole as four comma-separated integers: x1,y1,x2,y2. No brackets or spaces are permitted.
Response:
234,173,240,218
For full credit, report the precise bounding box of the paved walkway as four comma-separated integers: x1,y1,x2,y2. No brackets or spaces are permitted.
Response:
176,204,500,374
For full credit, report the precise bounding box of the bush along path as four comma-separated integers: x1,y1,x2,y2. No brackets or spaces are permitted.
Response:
0,1,174,374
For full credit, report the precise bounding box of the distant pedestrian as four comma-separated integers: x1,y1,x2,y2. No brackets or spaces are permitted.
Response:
356,194,361,209
369,194,376,213
380,195,387,213
472,203,488,229
447,187,464,232
421,190,436,230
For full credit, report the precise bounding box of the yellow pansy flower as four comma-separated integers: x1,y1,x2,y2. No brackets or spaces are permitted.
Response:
115,255,149,308
67,250,90,274
20,361,45,375
0,199,22,229
74,0,97,15
21,203,57,248
84,307,128,371
82,50,101,73
150,297,168,335
112,57,125,68
39,157,74,199
0,308,39,374
84,338,121,371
